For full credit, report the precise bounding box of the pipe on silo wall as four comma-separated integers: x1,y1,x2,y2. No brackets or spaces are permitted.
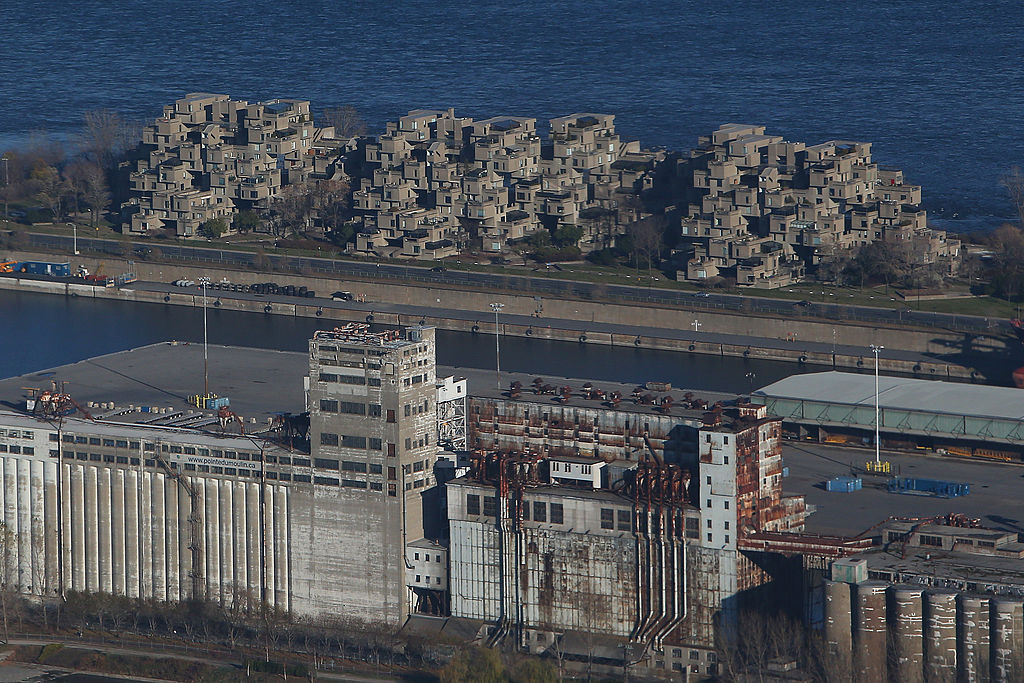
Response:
925,590,958,682
890,586,924,683
164,476,179,601
991,599,1023,683
855,580,888,682
824,580,852,660
70,465,86,592
43,461,58,597
958,594,990,683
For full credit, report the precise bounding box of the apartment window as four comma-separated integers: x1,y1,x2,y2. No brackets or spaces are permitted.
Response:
466,494,481,515
386,410,396,423
369,404,382,418
369,438,382,451
533,502,546,523
707,533,713,542
369,463,382,474
404,404,411,417
706,500,711,508
405,438,412,450
724,521,730,530
483,496,497,517
550,503,564,524
320,399,339,413
707,520,712,529
103,439,115,447
724,501,729,510
341,435,367,448
600,508,614,530
314,458,339,470
320,433,339,447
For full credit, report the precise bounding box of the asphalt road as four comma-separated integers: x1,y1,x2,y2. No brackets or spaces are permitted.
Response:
24,231,1007,336
781,442,1024,537
129,281,941,363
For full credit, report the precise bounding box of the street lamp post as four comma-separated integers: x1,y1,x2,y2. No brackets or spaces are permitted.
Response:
71,223,79,255
199,277,211,398
870,344,884,466
490,302,504,391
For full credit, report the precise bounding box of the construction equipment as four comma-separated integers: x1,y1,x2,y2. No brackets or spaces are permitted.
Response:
865,460,891,475
188,393,230,410
217,406,245,434
24,385,93,419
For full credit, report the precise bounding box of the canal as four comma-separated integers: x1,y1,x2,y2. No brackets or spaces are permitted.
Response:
0,289,819,393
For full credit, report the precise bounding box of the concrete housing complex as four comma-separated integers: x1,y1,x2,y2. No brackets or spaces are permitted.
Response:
121,93,352,237
676,124,961,288
353,109,661,259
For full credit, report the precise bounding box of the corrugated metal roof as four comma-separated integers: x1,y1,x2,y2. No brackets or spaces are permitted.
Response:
754,371,1024,421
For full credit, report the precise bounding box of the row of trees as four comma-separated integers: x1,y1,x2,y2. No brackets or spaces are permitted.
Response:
1,110,137,228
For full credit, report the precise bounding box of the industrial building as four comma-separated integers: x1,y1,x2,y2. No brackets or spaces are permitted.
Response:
3,338,1024,680
824,518,1024,682
754,371,1024,461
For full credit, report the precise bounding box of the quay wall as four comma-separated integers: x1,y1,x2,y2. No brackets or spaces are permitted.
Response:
0,256,985,381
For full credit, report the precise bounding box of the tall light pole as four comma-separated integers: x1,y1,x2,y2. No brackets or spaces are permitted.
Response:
870,344,884,466
490,302,504,391
199,276,211,399
71,223,79,255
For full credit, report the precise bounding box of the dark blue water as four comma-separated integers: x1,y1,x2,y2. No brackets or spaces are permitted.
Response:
1,1,1021,229
0,290,808,393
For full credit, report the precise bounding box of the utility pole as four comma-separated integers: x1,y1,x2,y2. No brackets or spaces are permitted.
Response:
870,344,884,466
490,302,504,391
71,223,79,255
199,277,211,398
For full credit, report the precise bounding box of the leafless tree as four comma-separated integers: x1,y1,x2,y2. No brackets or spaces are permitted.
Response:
81,163,110,227
1001,166,1024,228
626,215,665,271
81,109,137,169
321,106,367,138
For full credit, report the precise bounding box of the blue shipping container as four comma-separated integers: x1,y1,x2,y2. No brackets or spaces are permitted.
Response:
826,476,862,493
887,477,969,498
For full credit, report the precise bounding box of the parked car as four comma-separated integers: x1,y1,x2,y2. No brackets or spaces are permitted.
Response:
796,300,810,307
331,291,353,301
430,266,448,273
694,292,711,298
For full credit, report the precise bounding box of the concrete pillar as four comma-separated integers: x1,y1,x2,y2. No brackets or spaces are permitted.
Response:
219,479,232,605
83,466,99,593
246,482,259,603
231,481,244,607
204,478,220,602
60,463,72,595
855,580,888,682
991,598,1023,683
43,461,58,597
263,483,275,609
275,485,290,611
176,479,191,602
164,476,179,601
29,459,45,596
70,465,85,591
151,472,166,601
139,471,152,598
97,467,112,594
16,458,32,591
824,580,853,661
124,469,140,599
959,594,989,683
925,589,958,682
890,586,924,683
111,469,125,595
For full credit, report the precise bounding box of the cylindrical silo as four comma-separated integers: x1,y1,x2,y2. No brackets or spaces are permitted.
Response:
925,589,958,682
825,580,853,658
959,594,989,683
890,586,924,683
991,598,1023,683
855,581,889,682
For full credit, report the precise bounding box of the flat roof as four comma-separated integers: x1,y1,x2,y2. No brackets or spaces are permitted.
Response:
754,371,1024,422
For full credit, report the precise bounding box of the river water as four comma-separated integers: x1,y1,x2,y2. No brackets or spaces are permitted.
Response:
0,290,812,394
1,1,1022,229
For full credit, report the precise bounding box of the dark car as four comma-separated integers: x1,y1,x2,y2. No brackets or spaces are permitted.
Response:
430,266,447,273
796,300,811,307
331,291,353,301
